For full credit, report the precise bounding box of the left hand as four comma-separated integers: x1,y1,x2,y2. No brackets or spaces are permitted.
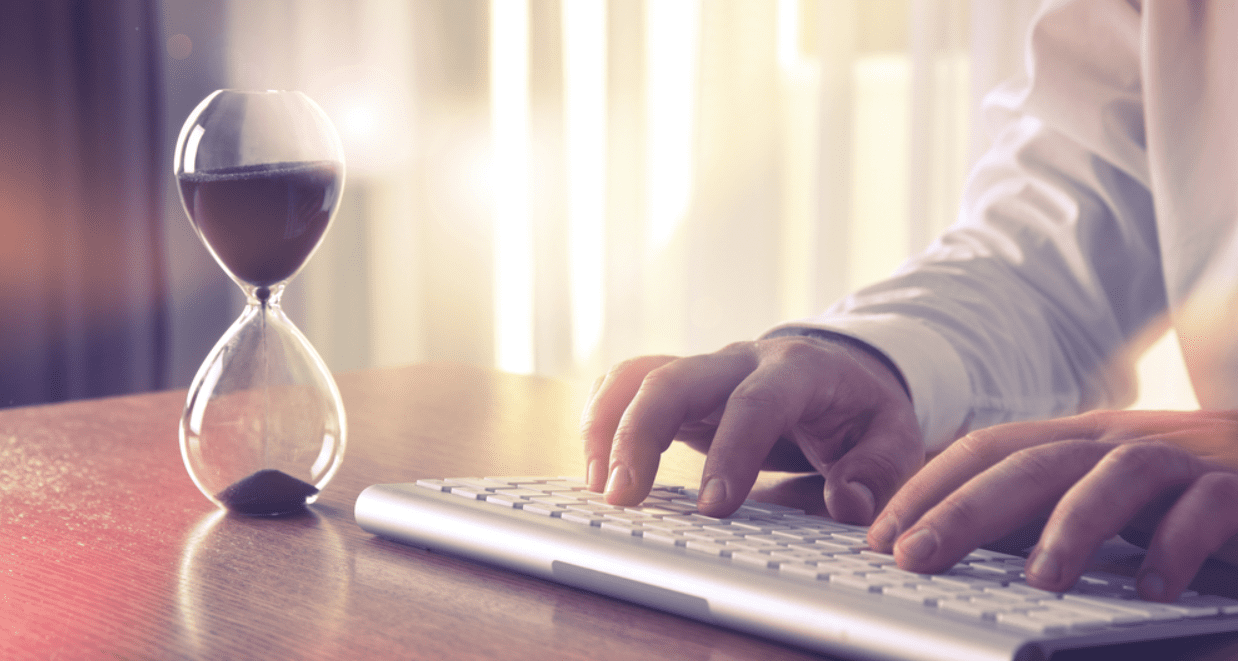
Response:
865,409,1238,602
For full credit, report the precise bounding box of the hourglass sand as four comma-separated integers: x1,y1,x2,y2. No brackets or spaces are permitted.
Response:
174,90,347,516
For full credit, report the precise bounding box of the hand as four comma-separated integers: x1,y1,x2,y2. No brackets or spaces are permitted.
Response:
580,335,922,524
866,409,1238,602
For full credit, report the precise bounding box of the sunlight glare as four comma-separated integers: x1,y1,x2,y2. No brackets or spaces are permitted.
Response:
563,0,607,366
645,0,700,252
491,0,535,374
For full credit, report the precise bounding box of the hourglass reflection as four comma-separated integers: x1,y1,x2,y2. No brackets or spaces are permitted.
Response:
175,90,347,516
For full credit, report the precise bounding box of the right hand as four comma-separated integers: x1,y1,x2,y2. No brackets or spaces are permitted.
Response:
580,335,924,524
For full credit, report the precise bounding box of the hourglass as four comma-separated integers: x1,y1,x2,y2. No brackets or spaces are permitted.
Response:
174,90,346,516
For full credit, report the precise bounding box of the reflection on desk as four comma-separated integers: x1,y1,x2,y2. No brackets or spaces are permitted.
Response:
3,362,1238,661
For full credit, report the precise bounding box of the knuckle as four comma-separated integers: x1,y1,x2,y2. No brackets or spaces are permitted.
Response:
1101,441,1195,484
757,334,833,367
611,354,676,380
928,491,986,533
1194,471,1238,505
636,362,682,393
717,340,757,356
1073,409,1114,429
953,427,1006,464
1003,444,1064,484
725,381,792,429
837,450,910,498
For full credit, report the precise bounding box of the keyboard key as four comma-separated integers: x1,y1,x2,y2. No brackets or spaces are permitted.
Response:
993,610,1070,634
685,540,733,557
729,520,792,533
732,551,779,569
989,583,1061,600
560,511,605,526
446,478,510,491
521,502,566,516
811,540,861,554
1178,594,1238,615
737,502,805,515
602,510,660,523
779,562,831,580
937,596,1019,618
600,521,646,536
1040,599,1148,625
400,478,1238,650
769,548,832,563
770,528,834,542
529,495,581,506
493,488,545,498
642,530,689,546
1061,594,1184,621
484,494,528,508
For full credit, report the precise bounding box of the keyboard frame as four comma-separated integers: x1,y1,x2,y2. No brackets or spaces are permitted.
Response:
356,480,1238,661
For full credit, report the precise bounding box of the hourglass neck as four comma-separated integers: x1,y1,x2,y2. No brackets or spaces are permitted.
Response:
245,282,286,308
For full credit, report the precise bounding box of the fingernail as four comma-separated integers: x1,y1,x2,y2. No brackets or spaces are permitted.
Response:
1138,570,1166,601
846,481,876,522
897,528,938,564
587,458,605,491
868,512,899,550
699,477,727,507
1027,549,1062,585
604,464,631,497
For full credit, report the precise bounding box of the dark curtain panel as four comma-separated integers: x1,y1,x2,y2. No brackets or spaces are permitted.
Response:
0,0,167,407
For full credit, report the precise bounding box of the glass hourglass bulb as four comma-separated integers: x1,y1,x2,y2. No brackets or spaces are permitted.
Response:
175,90,346,516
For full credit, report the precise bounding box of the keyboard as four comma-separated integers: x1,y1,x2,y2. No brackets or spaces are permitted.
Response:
355,476,1238,661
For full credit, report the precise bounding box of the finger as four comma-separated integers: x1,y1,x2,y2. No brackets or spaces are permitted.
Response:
1027,441,1205,593
891,439,1109,574
581,355,676,491
605,347,758,505
1136,471,1238,601
869,414,1107,552
786,337,923,524
820,404,922,525
695,359,817,517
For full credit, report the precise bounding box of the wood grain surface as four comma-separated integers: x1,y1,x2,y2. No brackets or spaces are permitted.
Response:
4,362,1238,661
0,363,825,661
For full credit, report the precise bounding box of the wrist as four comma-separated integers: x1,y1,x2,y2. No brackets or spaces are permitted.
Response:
796,329,912,401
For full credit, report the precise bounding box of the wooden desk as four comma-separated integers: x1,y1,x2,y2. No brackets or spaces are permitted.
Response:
4,363,1238,661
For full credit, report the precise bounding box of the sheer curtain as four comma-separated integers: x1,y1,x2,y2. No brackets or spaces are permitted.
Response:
205,0,1194,408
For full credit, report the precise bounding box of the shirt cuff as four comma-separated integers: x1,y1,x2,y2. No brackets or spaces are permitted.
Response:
763,314,971,452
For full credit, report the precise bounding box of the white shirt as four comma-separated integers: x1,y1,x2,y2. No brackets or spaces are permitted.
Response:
771,0,1238,452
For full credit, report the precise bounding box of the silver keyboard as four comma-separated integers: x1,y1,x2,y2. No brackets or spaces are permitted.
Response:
357,476,1238,661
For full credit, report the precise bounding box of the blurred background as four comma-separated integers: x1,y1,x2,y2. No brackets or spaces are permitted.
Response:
0,0,1196,411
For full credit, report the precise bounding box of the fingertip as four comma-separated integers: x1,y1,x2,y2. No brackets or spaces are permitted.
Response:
1135,558,1194,603
698,476,727,508
894,527,940,570
603,464,638,505
824,480,877,525
586,457,606,492
868,510,899,552
696,476,744,518
1136,569,1169,602
1024,547,1079,593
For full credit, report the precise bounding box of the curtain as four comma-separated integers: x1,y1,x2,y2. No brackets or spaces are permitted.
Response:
200,0,1195,409
0,0,168,407
212,0,987,374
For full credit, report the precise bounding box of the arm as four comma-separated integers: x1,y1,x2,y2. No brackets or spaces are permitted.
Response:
775,0,1162,452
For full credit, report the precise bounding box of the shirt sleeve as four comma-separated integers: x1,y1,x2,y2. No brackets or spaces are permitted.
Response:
767,0,1167,452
